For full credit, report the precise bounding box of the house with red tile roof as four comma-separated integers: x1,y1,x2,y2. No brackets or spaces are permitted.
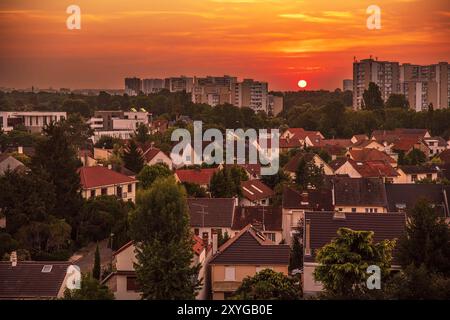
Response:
79,165,138,202
423,136,447,158
350,139,386,152
280,128,324,152
394,165,440,183
346,148,397,166
350,134,369,144
306,137,353,150
392,138,430,158
149,119,169,134
437,149,450,164
283,152,334,179
209,224,290,300
371,128,430,142
175,167,220,189
240,180,274,206
331,158,398,183
141,146,173,169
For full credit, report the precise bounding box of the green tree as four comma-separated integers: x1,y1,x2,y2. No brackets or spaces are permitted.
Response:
31,122,82,237
60,114,94,149
385,94,409,109
123,140,144,173
210,167,238,198
363,82,384,110
137,163,172,189
61,99,93,118
232,269,300,300
385,264,450,300
314,228,396,299
398,199,450,275
295,157,324,190
218,231,230,247
94,136,122,149
93,244,101,280
134,123,150,144
78,195,131,248
182,182,208,198
289,227,303,272
261,169,290,190
404,148,427,165
63,273,114,300
130,177,201,299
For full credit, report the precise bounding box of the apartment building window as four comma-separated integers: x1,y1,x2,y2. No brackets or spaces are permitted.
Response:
224,266,236,281
101,188,107,195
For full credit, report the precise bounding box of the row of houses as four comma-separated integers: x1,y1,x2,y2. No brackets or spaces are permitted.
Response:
280,127,449,160
98,178,450,299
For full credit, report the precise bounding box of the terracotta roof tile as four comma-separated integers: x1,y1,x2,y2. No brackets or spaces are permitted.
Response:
241,180,274,202
79,166,137,189
175,168,219,185
348,149,396,164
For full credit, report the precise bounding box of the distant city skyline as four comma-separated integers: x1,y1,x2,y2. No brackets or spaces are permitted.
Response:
0,0,449,91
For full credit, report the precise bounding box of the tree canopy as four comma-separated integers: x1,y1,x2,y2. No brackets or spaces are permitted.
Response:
314,227,396,299
232,269,300,300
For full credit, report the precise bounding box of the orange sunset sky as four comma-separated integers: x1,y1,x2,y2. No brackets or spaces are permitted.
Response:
0,0,449,91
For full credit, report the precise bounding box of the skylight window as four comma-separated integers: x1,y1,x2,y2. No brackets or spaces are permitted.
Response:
42,265,53,273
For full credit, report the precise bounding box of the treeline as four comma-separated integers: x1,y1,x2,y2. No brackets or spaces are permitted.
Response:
1,89,450,139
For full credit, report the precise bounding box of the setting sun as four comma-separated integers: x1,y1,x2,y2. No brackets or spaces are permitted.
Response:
298,80,307,88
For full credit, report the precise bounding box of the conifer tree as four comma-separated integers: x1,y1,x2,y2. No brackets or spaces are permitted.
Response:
93,244,101,280
123,139,144,173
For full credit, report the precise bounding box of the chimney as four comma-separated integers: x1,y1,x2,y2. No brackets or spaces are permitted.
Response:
304,219,311,256
212,233,218,255
241,207,246,219
331,182,336,207
301,192,309,205
18,146,23,154
10,251,17,267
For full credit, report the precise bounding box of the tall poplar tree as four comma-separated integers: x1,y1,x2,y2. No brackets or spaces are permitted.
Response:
130,177,201,299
